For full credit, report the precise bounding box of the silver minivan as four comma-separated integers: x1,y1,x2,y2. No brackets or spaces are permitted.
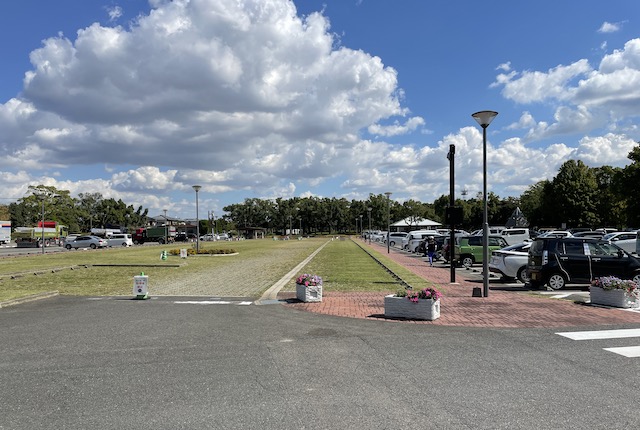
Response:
108,233,133,247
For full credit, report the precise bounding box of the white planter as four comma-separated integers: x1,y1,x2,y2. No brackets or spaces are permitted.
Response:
384,295,440,320
590,286,639,309
296,283,322,302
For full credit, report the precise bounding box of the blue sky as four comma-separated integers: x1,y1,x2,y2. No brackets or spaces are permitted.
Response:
1,0,639,220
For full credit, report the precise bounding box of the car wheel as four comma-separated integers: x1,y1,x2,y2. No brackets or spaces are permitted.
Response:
90,244,97,249
461,255,474,268
122,243,128,247
158,238,165,245
632,272,640,285
65,244,72,250
517,266,530,284
547,273,566,290
389,240,395,247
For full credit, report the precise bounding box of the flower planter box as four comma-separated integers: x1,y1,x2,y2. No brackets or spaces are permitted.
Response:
296,283,322,303
384,295,440,320
590,286,639,308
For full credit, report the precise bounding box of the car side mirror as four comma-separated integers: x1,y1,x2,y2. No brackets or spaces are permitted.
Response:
617,250,624,258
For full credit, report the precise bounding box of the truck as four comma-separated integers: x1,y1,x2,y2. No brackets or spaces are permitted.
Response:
0,221,11,245
132,226,176,245
90,228,122,238
11,221,69,248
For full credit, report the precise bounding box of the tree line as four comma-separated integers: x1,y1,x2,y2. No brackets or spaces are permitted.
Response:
4,185,149,234
2,144,639,235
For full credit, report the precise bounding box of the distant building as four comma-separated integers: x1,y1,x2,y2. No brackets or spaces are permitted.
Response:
390,217,441,232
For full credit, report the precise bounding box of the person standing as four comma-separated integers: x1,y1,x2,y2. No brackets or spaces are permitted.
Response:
426,236,437,266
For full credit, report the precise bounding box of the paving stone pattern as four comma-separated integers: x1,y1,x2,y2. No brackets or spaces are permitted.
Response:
150,240,320,297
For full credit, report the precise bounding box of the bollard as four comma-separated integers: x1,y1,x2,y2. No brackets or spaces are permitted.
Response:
133,272,149,300
160,250,168,261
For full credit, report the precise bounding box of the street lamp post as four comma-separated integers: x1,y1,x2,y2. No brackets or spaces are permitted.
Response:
298,216,302,237
359,214,363,239
367,207,372,244
288,215,292,238
192,185,202,253
385,192,392,253
163,209,168,245
472,110,498,298
40,196,45,254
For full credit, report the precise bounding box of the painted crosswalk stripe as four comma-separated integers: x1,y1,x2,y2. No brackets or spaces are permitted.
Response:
603,346,640,358
556,328,640,341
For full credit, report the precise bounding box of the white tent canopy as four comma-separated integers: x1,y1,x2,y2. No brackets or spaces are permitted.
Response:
390,217,441,232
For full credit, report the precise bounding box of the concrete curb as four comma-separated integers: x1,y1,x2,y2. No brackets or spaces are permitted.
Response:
0,291,59,309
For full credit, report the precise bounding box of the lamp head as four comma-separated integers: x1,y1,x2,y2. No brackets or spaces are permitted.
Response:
471,111,498,128
192,185,202,192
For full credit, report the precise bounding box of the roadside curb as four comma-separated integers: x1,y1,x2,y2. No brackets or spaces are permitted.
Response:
0,291,59,309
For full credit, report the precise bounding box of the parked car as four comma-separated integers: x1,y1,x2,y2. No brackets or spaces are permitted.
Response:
500,228,531,246
572,231,604,240
602,231,637,254
408,232,442,253
401,230,438,250
489,242,531,283
537,230,573,238
65,235,108,250
454,235,509,268
386,232,408,247
108,233,133,247
527,237,640,290
416,235,446,259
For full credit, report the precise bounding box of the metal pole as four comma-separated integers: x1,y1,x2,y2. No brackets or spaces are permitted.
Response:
163,209,168,245
41,198,45,254
472,110,497,298
482,125,489,298
385,192,392,253
448,144,456,283
367,208,372,244
192,185,201,253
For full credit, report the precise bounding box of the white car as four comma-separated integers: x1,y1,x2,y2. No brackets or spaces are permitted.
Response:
537,230,573,238
603,231,637,254
108,234,133,247
387,232,408,247
488,242,531,283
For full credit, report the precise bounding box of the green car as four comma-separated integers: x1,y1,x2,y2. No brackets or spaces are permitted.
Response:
454,235,509,268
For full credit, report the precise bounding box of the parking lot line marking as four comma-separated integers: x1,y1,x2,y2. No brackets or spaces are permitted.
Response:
174,300,231,305
556,328,640,340
603,346,640,357
549,294,572,299
173,300,253,305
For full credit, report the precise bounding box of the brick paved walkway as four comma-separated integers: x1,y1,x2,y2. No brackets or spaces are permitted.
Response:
281,239,640,328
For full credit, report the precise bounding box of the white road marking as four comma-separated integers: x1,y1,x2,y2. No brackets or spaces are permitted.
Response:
173,300,252,305
549,294,572,299
556,328,640,340
603,346,640,357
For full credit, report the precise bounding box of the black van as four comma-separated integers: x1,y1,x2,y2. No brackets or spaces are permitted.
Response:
528,237,640,290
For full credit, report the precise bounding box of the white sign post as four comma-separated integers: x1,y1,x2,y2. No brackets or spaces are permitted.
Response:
133,273,149,300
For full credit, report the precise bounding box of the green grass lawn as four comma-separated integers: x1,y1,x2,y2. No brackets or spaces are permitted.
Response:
0,237,434,302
